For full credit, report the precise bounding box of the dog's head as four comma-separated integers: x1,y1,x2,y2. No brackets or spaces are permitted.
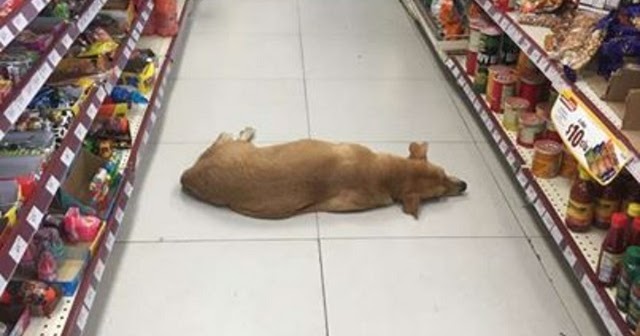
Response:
400,142,467,218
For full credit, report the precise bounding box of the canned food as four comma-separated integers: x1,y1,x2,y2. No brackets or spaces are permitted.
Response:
503,97,529,132
532,140,563,178
466,19,485,75
519,74,546,111
486,65,510,104
488,68,516,113
517,113,545,148
474,25,502,94
559,146,578,179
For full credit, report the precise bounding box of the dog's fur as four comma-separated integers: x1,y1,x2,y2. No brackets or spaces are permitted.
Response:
180,128,467,219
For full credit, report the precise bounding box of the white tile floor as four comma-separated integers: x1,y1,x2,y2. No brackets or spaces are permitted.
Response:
85,0,608,335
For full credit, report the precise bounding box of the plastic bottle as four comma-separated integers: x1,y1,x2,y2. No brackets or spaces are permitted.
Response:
629,217,640,247
628,275,640,329
616,246,640,311
566,168,595,232
594,181,622,230
597,213,629,286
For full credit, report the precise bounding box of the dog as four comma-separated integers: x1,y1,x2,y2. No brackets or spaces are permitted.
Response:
180,127,467,219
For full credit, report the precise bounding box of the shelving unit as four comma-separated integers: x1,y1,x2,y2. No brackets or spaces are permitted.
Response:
0,0,52,51
0,0,193,334
400,0,639,335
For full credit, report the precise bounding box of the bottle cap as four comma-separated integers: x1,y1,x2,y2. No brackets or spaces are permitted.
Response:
612,212,629,229
625,246,640,266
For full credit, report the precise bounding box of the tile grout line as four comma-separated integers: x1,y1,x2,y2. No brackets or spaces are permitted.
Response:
296,1,329,335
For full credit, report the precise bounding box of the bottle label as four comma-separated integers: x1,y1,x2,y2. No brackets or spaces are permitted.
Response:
618,270,632,309
595,199,620,222
598,251,623,283
566,199,594,224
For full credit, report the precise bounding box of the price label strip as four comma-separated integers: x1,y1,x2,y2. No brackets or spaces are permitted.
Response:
551,90,632,185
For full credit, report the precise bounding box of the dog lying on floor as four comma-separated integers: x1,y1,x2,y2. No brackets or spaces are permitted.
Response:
180,127,467,219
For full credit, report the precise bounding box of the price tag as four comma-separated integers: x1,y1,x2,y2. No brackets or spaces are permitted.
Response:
142,8,150,21
9,236,27,263
482,0,492,10
485,117,495,132
34,0,47,11
491,129,501,142
525,184,537,203
534,198,545,215
499,16,509,31
530,49,541,64
551,90,632,185
498,140,508,154
550,225,563,244
538,58,549,73
96,86,106,102
87,104,98,119
520,38,531,53
27,207,43,230
512,30,522,44
61,147,76,167
506,151,517,168
451,66,460,78
45,176,60,195
472,99,481,112
48,49,61,65
84,286,97,309
12,13,28,31
105,232,116,252
132,28,141,41
74,123,87,140
61,33,73,49
542,211,555,229
4,102,21,124
516,169,528,187
115,207,124,224
491,11,501,22
0,276,7,297
563,247,577,267
0,26,12,47
123,46,132,59
94,259,105,282
150,112,157,125
76,306,89,331
125,182,133,197
127,37,136,50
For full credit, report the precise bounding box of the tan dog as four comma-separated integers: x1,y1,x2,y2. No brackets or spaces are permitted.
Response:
180,128,467,219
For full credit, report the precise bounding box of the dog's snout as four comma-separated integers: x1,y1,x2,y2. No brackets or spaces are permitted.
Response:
458,181,467,193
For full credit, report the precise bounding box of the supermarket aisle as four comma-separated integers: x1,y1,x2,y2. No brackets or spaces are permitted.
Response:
86,0,604,335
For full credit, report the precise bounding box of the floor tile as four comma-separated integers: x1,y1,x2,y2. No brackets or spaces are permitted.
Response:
445,83,489,143
302,34,436,79
476,142,527,207
176,32,302,79
318,143,524,238
86,240,325,336
321,238,580,336
155,79,308,143
118,144,318,242
530,237,608,336
307,80,471,142
192,0,298,34
299,0,416,35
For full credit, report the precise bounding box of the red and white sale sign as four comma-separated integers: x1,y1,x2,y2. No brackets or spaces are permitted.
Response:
551,90,632,185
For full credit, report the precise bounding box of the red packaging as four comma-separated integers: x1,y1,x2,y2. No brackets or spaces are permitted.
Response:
519,74,546,111
488,70,516,113
596,213,629,286
493,0,515,11
466,51,478,75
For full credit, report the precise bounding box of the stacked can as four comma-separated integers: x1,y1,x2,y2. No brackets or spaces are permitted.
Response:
487,66,516,113
500,36,519,65
466,19,485,76
473,25,502,94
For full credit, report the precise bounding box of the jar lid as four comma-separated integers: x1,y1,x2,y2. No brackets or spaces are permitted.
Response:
481,25,502,36
505,97,530,109
534,140,562,155
519,112,543,125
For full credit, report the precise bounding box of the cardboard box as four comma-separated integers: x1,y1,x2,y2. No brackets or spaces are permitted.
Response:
603,66,640,131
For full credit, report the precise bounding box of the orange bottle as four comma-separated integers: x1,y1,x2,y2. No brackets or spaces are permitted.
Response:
566,168,595,232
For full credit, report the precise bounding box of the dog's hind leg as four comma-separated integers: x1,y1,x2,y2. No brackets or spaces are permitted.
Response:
238,127,256,142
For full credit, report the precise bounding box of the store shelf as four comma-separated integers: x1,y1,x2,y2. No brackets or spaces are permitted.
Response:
0,0,154,299
0,0,109,140
400,0,468,57
17,0,194,335
472,0,640,183
0,0,52,51
444,55,630,336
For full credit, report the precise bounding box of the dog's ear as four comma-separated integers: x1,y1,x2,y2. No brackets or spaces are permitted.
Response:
401,194,420,219
409,142,428,161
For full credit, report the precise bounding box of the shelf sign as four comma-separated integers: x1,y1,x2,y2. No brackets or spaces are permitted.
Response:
551,90,632,185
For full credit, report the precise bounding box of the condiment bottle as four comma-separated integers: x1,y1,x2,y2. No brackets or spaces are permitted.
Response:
616,246,640,311
631,217,640,247
566,168,595,232
628,186,640,221
597,213,629,286
594,181,622,230
628,274,640,329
